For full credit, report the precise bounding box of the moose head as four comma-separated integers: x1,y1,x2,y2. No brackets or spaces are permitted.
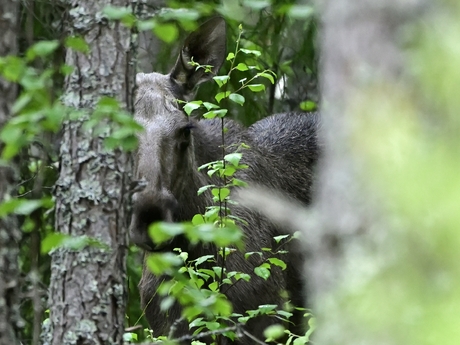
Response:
129,18,227,251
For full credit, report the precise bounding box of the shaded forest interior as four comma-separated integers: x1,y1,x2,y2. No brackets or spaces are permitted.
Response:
1,0,460,345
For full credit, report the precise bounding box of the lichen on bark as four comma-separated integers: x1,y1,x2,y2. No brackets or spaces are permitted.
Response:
42,1,136,344
0,0,23,344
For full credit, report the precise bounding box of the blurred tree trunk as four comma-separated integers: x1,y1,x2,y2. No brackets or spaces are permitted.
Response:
0,0,22,344
315,0,425,297
41,0,136,344
313,0,427,344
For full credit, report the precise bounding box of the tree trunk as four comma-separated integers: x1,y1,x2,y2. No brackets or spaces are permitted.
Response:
313,0,428,344
0,0,22,344
41,0,136,344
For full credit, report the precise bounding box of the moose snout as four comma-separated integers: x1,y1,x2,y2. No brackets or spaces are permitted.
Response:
129,190,178,251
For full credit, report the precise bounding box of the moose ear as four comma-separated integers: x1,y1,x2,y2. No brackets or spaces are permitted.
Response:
170,17,226,94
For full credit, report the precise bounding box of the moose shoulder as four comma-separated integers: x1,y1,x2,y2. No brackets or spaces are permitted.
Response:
130,17,320,344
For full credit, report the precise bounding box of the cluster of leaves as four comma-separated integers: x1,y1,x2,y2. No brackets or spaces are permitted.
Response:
104,0,318,124
0,1,318,344
0,14,145,342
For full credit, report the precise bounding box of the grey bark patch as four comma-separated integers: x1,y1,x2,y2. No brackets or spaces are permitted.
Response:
42,1,136,344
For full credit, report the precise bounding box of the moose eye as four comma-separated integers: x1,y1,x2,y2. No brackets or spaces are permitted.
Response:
181,123,194,138
182,126,191,137
177,124,193,151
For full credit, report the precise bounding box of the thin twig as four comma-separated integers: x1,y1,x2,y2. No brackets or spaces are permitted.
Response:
242,329,268,345
164,325,240,344
168,316,185,339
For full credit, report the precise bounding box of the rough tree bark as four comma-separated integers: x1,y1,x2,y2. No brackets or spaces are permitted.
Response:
41,0,136,344
0,1,22,344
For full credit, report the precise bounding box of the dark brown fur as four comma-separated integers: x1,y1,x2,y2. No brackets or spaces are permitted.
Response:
129,17,320,344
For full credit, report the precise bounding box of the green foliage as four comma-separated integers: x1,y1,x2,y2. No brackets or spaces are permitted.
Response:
83,96,142,151
1,1,317,344
0,44,64,160
135,20,313,344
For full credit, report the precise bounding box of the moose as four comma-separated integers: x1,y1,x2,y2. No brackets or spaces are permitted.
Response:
129,17,320,344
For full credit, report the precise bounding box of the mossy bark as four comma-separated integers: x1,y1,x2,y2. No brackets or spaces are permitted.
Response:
41,1,136,344
0,0,22,344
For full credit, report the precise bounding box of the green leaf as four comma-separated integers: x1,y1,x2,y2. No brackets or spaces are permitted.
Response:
121,13,136,28
226,52,235,61
258,72,275,84
186,223,242,248
263,324,285,340
286,5,314,19
195,255,215,267
137,19,156,31
276,310,293,319
146,252,182,275
215,109,229,118
15,199,47,215
300,100,317,111
232,178,248,187
154,23,179,43
111,127,136,139
229,93,245,106
192,214,205,225
148,222,185,244
202,110,216,119
65,36,90,54
240,48,262,56
238,316,250,324
243,0,271,9
41,233,68,254
224,153,243,166
236,273,251,281
247,84,265,92
159,8,201,22
273,234,290,243
203,109,227,119
204,206,219,221
60,64,74,75
0,126,22,144
254,266,271,280
213,266,223,279
198,268,215,279
258,304,277,313
183,101,202,116
268,258,287,270
41,234,109,253
235,63,249,71
207,169,217,177
197,184,215,196
223,166,236,176
293,336,310,345
123,332,138,342
209,281,219,291
203,102,219,110
97,96,119,111
26,40,59,60
211,187,230,201
103,5,132,20
245,251,262,259
189,317,205,329
0,56,26,81
215,91,231,103
213,75,230,87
